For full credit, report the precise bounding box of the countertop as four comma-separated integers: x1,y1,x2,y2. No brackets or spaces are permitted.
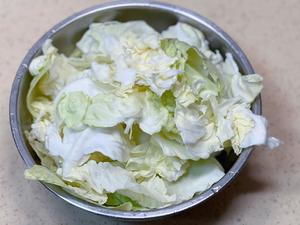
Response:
0,0,299,225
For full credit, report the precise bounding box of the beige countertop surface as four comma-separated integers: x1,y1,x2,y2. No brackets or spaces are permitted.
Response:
0,0,299,224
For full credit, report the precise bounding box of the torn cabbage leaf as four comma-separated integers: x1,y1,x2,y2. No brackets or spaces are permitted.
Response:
77,21,181,96
45,125,130,176
25,165,108,204
126,141,188,182
167,158,224,202
162,22,223,64
139,91,169,135
61,161,176,208
57,91,90,131
174,104,208,145
84,92,143,129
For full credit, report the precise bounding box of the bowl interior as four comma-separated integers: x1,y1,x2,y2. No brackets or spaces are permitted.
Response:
13,2,257,220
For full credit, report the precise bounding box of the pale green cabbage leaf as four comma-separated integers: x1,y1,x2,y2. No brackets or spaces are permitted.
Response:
57,91,90,131
167,158,224,202
126,141,188,182
25,165,108,205
84,92,143,130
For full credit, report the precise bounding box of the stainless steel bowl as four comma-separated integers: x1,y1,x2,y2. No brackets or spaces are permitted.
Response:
9,0,261,220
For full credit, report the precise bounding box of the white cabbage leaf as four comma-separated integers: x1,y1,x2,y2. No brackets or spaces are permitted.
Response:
218,53,263,102
174,104,208,145
126,141,188,182
45,125,130,176
139,91,169,135
230,104,267,154
77,21,181,95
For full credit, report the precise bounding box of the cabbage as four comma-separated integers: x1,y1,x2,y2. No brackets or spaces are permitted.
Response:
60,160,176,208
153,123,222,161
25,165,67,187
25,165,108,204
57,92,90,131
45,125,130,176
230,104,267,154
84,92,143,130
24,21,280,210
76,21,179,93
105,193,142,211
162,22,223,64
167,158,224,202
126,141,188,182
231,73,263,103
174,104,207,145
139,91,169,135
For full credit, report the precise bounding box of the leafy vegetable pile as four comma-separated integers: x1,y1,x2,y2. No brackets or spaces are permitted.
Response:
24,21,279,210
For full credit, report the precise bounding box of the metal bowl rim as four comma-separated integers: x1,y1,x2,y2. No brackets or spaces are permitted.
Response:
9,0,260,220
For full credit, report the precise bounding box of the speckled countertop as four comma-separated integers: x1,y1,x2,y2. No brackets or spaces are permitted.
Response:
0,0,299,225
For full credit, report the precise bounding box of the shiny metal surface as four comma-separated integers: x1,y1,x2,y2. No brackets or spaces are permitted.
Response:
9,0,261,220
